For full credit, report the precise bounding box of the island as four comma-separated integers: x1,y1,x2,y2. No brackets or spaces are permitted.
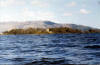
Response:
0,21,100,35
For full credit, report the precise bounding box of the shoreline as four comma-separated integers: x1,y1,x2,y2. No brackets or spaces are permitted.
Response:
0,33,100,36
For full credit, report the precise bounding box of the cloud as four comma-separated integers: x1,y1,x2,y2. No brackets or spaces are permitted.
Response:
0,14,16,21
15,0,26,6
67,1,76,7
0,0,13,7
0,7,56,22
80,9,91,14
63,13,73,16
31,0,49,7
0,0,25,7
21,8,55,21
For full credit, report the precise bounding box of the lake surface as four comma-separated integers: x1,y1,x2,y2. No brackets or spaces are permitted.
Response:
0,34,100,65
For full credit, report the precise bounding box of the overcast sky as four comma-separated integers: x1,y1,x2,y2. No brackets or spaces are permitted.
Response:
0,0,100,28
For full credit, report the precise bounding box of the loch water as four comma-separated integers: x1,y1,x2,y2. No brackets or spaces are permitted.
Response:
0,33,100,65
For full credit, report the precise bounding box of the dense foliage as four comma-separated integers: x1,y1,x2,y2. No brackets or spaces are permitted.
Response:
3,27,100,35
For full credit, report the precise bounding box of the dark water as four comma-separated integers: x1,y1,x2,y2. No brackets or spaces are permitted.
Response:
0,33,100,65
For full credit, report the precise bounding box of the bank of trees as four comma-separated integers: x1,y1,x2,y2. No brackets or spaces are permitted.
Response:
3,27,100,35
3,28,49,35
48,27,82,33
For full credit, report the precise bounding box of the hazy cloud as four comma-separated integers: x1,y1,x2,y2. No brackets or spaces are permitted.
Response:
0,14,16,21
0,0,25,7
21,8,55,21
67,1,76,7
31,0,49,7
80,9,91,14
63,13,73,16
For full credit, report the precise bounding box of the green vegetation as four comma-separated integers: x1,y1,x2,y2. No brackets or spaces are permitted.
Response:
2,27,100,35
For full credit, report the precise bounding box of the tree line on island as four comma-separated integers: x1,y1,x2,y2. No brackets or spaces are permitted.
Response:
2,27,100,35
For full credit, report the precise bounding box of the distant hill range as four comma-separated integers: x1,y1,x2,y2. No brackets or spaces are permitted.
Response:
0,21,100,34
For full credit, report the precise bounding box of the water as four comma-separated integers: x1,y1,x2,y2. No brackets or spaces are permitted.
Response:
0,33,100,65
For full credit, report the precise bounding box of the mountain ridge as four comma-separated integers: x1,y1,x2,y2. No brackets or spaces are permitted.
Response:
0,21,98,33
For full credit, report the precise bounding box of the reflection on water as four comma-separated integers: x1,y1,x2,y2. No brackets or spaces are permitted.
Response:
0,33,100,65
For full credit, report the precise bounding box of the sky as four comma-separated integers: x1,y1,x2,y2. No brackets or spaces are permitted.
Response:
0,0,100,28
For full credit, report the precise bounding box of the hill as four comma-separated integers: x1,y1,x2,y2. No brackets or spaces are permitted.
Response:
1,21,100,35
0,21,95,33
